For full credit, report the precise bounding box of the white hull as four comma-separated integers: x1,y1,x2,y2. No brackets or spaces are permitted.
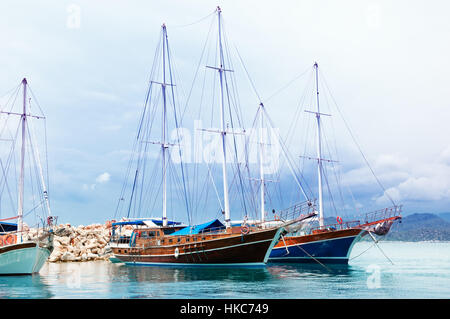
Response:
0,242,52,275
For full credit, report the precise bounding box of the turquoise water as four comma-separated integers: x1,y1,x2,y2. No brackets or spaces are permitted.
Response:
1,241,449,299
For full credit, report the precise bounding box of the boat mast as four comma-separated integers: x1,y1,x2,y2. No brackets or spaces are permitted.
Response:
162,24,168,227
216,7,231,228
314,62,324,228
258,103,265,223
17,78,27,243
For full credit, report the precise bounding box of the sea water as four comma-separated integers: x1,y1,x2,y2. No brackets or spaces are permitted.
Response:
0,241,449,299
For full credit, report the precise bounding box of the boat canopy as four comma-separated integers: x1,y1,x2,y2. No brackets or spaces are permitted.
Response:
112,219,183,227
0,222,18,232
169,219,225,236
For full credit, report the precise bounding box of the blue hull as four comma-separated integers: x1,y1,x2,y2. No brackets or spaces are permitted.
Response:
268,232,362,264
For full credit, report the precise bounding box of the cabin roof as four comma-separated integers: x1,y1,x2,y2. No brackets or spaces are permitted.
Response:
112,219,183,227
169,219,224,236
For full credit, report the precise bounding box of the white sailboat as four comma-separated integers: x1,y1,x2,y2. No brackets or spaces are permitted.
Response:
0,78,54,275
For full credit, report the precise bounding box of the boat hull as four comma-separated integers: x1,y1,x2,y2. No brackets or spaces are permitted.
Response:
111,227,283,266
268,228,364,264
0,242,53,275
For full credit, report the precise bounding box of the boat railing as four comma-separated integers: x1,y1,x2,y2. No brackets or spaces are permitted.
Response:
308,205,402,234
109,235,131,244
272,199,317,222
310,220,361,234
0,220,56,246
358,205,402,226
198,226,227,235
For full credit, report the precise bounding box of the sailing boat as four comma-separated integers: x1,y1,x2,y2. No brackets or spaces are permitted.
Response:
0,78,54,274
108,8,285,266
267,63,401,264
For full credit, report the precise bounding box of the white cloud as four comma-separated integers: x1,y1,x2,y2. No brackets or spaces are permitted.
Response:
375,147,450,204
439,145,450,166
96,172,111,183
81,173,110,191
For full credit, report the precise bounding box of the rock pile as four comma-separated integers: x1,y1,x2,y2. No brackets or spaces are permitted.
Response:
25,223,113,262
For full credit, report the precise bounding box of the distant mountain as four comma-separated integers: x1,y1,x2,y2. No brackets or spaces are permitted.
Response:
438,212,450,223
378,213,450,241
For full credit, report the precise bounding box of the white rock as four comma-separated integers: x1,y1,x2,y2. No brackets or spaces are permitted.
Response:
61,251,76,262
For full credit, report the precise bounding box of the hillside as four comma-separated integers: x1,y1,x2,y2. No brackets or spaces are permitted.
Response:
377,213,450,241
438,212,450,223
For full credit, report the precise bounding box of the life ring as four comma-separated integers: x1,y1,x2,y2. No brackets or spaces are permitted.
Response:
274,214,279,221
0,237,3,246
5,235,15,245
241,225,250,235
174,247,179,259
336,216,343,225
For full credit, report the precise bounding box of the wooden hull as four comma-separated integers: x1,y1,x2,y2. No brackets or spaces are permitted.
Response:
269,228,364,264
111,227,283,266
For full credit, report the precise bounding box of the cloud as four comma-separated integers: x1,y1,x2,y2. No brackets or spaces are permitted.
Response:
340,153,410,189
81,172,111,191
375,147,450,205
95,172,111,183
439,145,450,166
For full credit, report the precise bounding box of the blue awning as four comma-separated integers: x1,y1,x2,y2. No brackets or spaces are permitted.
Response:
169,219,224,236
151,219,182,226
112,219,183,227
112,220,146,227
0,222,18,232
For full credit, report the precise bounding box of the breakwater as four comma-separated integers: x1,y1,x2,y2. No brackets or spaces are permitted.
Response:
26,223,122,262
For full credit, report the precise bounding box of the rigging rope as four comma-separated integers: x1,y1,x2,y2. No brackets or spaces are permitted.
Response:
319,70,397,207
169,10,216,29
264,66,311,103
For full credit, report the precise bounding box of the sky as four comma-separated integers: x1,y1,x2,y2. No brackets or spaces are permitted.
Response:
0,0,449,226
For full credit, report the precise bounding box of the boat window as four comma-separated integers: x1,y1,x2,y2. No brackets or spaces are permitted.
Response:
163,228,176,235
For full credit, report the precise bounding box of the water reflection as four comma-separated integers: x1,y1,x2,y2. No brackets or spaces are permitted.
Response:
267,262,355,279
0,274,53,299
2,242,447,298
112,264,272,284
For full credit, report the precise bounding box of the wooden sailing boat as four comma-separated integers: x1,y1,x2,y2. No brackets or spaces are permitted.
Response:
0,78,54,274
267,63,402,264
108,8,285,266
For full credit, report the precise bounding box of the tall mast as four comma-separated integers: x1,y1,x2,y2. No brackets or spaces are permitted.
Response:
162,24,168,227
314,62,324,228
258,103,265,223
216,7,231,228
17,78,27,243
